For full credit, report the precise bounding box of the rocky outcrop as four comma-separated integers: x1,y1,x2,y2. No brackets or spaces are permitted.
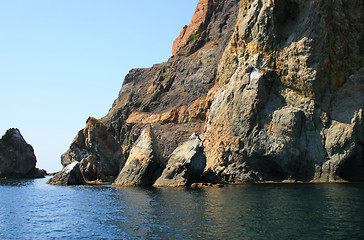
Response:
0,128,46,179
60,0,363,185
61,117,124,182
47,162,85,185
112,126,163,186
154,134,206,187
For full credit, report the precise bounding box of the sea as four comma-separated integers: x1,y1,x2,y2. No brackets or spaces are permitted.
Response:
0,177,363,240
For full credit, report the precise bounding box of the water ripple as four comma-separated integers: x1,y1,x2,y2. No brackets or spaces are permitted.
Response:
1,178,364,239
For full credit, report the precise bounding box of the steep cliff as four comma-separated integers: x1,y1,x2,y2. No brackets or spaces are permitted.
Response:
52,0,363,185
49,0,240,185
0,128,46,179
102,0,240,161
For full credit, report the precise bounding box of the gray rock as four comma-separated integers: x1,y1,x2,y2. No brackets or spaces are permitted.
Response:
203,0,364,183
113,126,163,186
0,128,46,179
316,68,364,182
154,134,206,187
47,162,85,185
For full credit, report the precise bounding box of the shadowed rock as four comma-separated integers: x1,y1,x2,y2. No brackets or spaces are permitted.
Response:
113,126,163,186
61,117,124,182
47,162,85,185
0,128,46,179
154,134,206,187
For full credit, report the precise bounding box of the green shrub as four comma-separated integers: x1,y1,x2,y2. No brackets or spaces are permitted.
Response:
188,33,200,42
152,91,160,100
151,91,167,101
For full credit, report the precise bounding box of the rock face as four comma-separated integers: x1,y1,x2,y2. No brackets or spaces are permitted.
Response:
113,126,163,186
0,128,46,179
47,162,85,185
154,134,206,187
203,0,364,183
60,0,363,185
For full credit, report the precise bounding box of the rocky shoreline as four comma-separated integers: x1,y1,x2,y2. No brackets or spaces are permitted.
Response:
44,0,364,186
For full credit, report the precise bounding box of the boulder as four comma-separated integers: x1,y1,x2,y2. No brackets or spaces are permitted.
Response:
0,128,46,178
113,126,163,186
61,117,124,182
47,162,85,185
154,134,206,187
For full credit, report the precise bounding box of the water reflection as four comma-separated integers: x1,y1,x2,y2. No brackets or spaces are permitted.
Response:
1,179,363,239
0,178,36,187
111,186,195,239
107,184,364,239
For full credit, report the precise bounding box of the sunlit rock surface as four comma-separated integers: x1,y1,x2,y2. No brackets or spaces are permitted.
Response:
154,134,206,187
113,126,163,186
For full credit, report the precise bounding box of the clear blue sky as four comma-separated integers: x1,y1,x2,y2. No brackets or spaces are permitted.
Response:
0,0,198,172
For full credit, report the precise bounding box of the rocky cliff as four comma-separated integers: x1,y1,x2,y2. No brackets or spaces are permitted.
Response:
0,128,46,179
50,0,363,185
203,0,363,183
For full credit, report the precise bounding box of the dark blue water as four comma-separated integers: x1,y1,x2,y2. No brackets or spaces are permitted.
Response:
0,177,363,240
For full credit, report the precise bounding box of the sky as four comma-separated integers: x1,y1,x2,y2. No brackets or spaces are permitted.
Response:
0,0,198,172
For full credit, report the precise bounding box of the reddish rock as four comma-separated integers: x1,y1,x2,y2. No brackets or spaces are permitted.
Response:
172,0,219,55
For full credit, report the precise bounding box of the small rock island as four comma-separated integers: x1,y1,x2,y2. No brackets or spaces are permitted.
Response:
0,128,46,179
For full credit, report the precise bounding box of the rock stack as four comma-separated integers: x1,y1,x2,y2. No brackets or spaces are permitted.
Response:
0,128,46,179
